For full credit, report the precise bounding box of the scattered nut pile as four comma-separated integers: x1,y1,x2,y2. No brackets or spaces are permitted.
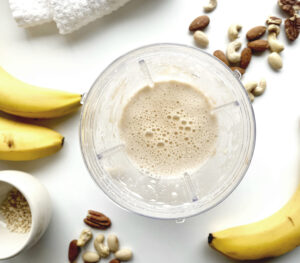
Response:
68,210,133,263
0,188,32,233
188,0,299,103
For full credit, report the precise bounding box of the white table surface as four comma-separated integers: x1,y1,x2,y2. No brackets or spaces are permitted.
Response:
0,0,300,262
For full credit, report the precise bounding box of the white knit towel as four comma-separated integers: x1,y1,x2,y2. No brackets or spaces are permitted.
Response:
8,0,132,34
9,0,52,28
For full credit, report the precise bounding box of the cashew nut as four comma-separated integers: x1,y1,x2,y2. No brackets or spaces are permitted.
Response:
268,33,284,53
252,78,267,97
248,92,255,103
203,0,217,12
226,40,242,63
267,25,284,53
228,24,242,41
268,52,283,70
115,248,133,261
193,30,209,48
94,234,110,258
77,229,93,247
244,81,258,93
107,234,119,252
82,251,100,263
95,234,105,243
268,24,280,35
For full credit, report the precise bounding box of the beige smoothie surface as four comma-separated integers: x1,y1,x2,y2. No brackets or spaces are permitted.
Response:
119,80,218,176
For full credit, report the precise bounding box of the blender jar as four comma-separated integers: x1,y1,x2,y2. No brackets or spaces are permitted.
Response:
80,43,256,220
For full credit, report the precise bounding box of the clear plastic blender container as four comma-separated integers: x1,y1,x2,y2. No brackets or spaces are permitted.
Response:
80,43,256,220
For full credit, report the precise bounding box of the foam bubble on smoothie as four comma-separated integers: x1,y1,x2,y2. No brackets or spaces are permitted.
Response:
119,80,218,176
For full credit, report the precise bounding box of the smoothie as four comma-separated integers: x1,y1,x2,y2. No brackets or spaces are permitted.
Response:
119,80,218,176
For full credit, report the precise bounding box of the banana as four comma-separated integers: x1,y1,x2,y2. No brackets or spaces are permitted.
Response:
0,116,64,161
0,66,82,119
209,183,300,260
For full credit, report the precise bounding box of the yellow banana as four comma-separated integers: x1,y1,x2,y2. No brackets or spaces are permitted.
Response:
0,66,82,119
0,116,64,161
209,184,300,260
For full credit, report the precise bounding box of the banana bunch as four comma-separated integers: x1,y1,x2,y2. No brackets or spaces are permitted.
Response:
0,66,82,161
209,139,300,260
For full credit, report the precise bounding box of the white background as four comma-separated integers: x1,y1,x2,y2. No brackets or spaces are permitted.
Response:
0,0,300,262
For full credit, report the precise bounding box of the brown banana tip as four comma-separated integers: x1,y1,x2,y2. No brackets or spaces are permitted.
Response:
61,137,65,146
208,233,214,244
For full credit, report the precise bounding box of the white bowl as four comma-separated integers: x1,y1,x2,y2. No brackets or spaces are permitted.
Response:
0,170,52,259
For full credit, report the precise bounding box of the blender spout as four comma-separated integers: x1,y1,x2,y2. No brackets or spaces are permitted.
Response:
138,59,154,88
97,144,125,160
183,172,199,202
211,100,239,114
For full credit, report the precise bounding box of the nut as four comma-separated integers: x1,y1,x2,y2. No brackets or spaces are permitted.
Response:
69,240,81,263
230,67,245,75
84,210,111,230
268,52,283,70
226,39,242,63
94,234,110,258
203,0,217,12
244,82,258,93
268,32,285,53
285,14,300,41
248,92,255,103
240,48,252,69
107,234,120,253
246,26,267,41
252,78,267,97
189,15,210,31
268,24,281,35
115,248,133,261
247,40,269,52
278,0,300,16
110,260,121,263
266,16,282,25
213,50,229,66
82,251,100,263
95,234,105,243
193,31,209,48
228,24,242,41
77,229,93,247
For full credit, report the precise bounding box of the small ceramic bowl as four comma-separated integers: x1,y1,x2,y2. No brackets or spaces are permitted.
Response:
0,170,52,259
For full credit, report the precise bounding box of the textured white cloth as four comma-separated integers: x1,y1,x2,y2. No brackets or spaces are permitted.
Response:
8,0,132,34
9,0,52,28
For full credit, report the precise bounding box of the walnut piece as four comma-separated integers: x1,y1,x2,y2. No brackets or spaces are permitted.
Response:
266,16,282,25
285,14,300,40
278,0,300,16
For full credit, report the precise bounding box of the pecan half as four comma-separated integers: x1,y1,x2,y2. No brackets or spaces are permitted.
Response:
266,16,282,25
278,0,300,16
285,14,300,40
84,210,111,230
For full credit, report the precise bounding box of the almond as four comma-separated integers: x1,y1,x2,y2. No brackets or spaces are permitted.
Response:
189,15,210,31
247,40,269,52
213,50,229,66
246,26,267,41
230,67,245,75
68,240,81,262
240,48,252,69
